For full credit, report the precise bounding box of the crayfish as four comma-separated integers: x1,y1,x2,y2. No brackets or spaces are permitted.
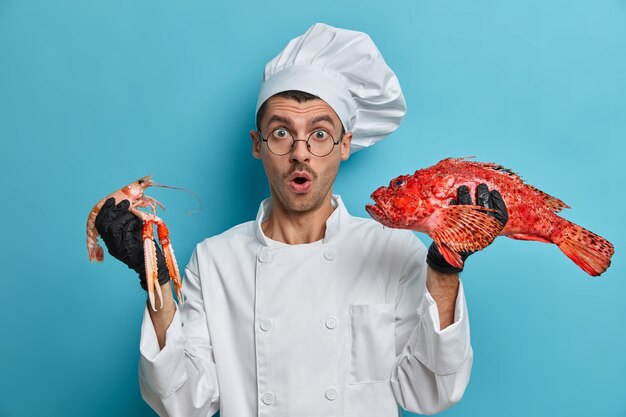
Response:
86,176,184,310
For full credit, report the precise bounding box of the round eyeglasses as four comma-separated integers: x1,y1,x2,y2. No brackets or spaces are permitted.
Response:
259,128,341,157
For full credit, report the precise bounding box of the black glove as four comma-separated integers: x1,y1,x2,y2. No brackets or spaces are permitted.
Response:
426,184,508,274
94,198,170,290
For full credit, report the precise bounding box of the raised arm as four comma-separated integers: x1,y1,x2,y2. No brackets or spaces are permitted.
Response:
391,240,472,415
391,184,507,414
95,199,219,416
138,252,220,417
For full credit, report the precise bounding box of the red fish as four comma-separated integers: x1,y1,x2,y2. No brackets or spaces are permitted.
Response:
366,157,614,276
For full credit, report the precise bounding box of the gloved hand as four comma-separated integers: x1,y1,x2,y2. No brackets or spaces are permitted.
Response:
426,183,508,274
95,198,170,290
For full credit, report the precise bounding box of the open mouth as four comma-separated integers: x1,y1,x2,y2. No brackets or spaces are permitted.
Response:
288,171,313,193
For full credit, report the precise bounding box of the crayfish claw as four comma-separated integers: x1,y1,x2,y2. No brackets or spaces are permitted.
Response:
157,221,184,306
155,274,164,310
143,220,159,312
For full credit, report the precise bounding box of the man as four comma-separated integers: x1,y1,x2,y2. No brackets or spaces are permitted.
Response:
96,23,506,416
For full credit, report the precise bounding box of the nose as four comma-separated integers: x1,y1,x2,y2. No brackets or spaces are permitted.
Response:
289,139,310,163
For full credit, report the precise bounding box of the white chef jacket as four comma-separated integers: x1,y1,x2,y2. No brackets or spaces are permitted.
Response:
139,195,472,417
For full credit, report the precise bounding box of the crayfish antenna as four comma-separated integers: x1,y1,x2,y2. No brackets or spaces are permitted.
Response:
153,183,203,215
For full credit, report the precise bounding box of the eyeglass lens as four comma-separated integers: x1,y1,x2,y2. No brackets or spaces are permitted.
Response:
265,128,337,157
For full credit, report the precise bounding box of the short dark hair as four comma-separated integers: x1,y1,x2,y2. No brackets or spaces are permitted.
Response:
256,90,318,131
255,90,346,140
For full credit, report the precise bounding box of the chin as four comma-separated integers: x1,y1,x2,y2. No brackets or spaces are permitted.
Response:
283,191,327,213
286,197,320,213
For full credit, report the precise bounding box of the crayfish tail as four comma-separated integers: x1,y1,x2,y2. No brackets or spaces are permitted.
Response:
88,243,105,262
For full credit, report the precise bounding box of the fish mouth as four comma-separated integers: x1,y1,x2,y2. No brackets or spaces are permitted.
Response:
365,203,385,222
366,197,402,227
366,193,421,230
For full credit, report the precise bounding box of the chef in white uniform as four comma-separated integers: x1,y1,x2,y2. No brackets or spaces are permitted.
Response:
136,23,476,417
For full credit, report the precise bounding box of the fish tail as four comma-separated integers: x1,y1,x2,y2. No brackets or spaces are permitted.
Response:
556,221,614,276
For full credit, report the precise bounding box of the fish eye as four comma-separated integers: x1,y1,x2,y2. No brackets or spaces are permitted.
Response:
138,179,145,184
394,179,406,188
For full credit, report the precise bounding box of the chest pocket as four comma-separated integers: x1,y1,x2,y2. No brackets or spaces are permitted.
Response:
349,303,396,384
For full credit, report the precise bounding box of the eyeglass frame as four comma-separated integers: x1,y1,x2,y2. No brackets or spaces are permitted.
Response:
257,127,343,157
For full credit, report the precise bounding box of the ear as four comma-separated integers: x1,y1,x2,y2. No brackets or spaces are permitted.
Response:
340,132,352,161
251,130,261,159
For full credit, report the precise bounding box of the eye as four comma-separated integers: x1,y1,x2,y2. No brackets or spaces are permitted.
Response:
394,179,406,188
272,128,291,139
138,179,145,185
311,130,329,141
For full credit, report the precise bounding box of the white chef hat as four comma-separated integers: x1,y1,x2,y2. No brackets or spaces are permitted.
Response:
255,23,406,153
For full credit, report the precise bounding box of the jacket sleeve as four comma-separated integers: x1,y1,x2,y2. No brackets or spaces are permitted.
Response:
138,249,220,417
391,236,473,415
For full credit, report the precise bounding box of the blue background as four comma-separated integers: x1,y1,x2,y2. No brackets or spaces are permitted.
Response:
0,1,624,416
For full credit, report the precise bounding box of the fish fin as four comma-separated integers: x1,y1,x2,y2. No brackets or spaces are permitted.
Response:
442,158,523,180
508,233,553,244
433,239,464,268
430,205,503,253
526,185,570,213
557,221,614,276
441,158,570,213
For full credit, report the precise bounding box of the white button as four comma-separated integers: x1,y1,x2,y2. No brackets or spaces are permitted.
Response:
325,387,338,401
325,317,338,329
258,252,272,263
259,319,273,332
323,249,336,261
261,391,275,405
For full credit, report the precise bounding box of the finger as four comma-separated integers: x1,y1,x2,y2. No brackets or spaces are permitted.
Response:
115,199,130,210
117,214,144,267
124,215,144,246
102,211,137,259
96,199,131,235
476,183,490,208
94,198,116,232
457,185,472,205
490,190,508,226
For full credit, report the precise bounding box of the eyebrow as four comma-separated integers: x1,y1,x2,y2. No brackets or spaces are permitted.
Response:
265,114,337,128
309,115,337,127
265,115,292,127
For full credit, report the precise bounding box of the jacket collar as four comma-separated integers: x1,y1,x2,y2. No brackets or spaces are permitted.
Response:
254,194,348,246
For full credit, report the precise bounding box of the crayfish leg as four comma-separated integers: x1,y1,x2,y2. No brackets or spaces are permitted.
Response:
141,196,166,214
157,221,184,305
